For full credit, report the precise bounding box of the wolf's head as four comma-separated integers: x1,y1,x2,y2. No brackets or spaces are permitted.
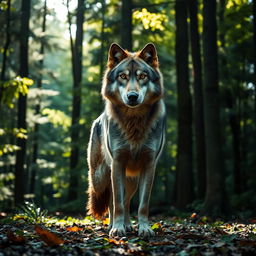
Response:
102,43,163,108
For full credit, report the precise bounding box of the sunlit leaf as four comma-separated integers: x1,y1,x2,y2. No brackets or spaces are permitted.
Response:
104,237,127,245
190,213,197,218
66,226,83,232
151,222,161,230
102,218,110,225
35,225,64,246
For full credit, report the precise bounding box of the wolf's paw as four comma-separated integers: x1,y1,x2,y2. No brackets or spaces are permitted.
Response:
138,223,155,238
109,224,126,237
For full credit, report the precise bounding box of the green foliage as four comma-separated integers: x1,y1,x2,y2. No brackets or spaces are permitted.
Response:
15,201,48,224
0,1,8,11
133,8,168,31
41,108,71,130
0,76,33,108
0,128,27,155
0,172,14,201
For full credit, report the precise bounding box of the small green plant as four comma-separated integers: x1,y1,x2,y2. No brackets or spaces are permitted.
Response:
15,201,48,224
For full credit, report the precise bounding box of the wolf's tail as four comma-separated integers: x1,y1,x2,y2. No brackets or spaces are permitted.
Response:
87,186,110,219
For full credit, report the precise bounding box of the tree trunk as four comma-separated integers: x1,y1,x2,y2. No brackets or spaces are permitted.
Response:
99,0,106,79
121,0,132,50
188,0,206,200
67,0,85,202
253,0,256,117
30,0,47,195
1,0,11,81
15,0,31,206
202,0,226,215
175,0,194,209
219,0,242,195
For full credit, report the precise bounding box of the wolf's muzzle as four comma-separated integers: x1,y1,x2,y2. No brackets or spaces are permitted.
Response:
127,91,139,106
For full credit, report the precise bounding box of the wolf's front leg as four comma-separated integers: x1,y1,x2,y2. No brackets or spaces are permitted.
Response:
109,161,126,237
138,163,156,237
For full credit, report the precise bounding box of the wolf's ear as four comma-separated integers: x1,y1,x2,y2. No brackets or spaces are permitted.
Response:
108,43,128,68
138,43,158,68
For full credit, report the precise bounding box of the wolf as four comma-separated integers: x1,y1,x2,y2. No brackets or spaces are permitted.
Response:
87,43,166,237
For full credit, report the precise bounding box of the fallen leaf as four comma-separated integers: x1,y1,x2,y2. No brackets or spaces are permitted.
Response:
190,212,197,218
7,231,26,244
103,218,110,225
66,226,83,232
105,238,127,245
151,222,162,230
35,225,64,246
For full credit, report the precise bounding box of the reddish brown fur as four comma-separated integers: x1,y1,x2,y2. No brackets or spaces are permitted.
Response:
87,186,110,219
87,129,110,218
106,102,161,144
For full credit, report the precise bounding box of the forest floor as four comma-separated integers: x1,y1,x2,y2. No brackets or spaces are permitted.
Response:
0,211,256,256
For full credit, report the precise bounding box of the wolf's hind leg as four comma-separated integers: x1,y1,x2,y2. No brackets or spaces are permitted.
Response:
124,177,139,231
87,120,111,219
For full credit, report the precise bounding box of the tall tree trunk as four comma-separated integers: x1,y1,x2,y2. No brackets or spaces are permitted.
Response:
15,0,31,206
67,0,85,201
219,0,242,195
99,0,106,79
175,0,194,209
188,0,206,200
1,0,11,81
253,0,256,118
202,0,226,215
121,0,132,50
30,0,47,195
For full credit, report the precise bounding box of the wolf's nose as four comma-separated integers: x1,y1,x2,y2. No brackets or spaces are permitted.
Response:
127,92,139,102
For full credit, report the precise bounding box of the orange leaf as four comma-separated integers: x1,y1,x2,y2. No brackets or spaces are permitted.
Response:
66,226,83,232
107,238,126,245
35,225,64,246
103,218,110,225
190,212,197,218
7,231,26,244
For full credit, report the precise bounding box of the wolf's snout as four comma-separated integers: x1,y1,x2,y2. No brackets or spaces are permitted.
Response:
127,92,139,103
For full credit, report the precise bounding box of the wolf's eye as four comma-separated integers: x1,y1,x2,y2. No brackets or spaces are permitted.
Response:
119,73,128,80
138,73,147,80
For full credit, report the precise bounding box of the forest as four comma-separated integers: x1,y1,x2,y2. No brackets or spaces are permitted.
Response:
1,0,256,254
0,0,256,229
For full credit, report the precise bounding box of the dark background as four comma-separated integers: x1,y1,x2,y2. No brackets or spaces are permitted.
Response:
0,0,255,218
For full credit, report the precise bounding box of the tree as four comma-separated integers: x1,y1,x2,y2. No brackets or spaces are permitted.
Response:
99,0,106,78
30,0,47,195
253,0,256,117
14,0,31,206
175,0,194,209
121,0,132,50
219,0,242,195
67,0,85,201
1,0,11,82
202,0,226,215
188,0,206,199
